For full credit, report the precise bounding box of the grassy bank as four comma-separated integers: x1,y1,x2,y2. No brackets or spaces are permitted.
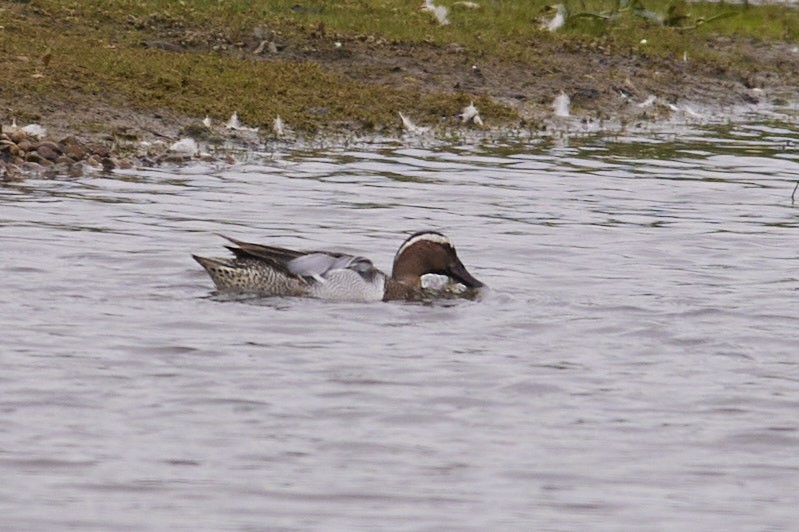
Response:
1,0,798,140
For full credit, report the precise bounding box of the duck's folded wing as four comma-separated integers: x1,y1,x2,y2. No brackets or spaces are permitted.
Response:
219,234,306,264
217,235,380,284
288,253,378,283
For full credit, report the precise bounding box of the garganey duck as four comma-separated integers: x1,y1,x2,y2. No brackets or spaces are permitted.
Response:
193,231,483,302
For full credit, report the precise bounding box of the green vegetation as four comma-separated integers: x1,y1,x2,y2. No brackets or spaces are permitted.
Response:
1,0,797,137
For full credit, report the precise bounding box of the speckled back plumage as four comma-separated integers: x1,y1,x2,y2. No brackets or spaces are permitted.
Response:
192,255,309,296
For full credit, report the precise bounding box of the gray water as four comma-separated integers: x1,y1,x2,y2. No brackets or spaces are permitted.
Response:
2,122,798,530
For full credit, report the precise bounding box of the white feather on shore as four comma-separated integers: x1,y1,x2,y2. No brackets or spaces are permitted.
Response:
169,137,199,155
421,0,450,25
637,95,657,108
544,4,567,32
225,111,258,133
553,91,570,117
273,115,286,137
21,123,48,138
460,102,483,125
399,112,430,134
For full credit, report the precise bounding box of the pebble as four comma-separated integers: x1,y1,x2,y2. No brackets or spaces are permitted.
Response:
17,138,33,153
35,144,59,161
86,143,110,157
63,143,86,161
24,152,46,164
101,157,116,171
37,140,62,154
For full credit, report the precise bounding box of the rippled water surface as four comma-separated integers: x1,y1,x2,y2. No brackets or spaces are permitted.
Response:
2,123,799,530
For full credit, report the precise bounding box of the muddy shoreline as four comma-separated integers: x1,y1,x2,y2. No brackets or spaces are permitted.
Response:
3,3,799,178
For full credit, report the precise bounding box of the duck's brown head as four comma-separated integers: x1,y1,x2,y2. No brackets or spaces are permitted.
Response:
391,231,483,290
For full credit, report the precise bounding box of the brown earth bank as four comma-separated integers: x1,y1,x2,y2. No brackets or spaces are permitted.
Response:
280,32,799,122
3,21,799,178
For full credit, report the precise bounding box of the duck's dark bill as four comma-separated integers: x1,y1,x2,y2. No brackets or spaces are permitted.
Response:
450,261,483,289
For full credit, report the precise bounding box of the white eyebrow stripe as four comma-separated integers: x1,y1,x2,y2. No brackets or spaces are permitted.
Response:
395,232,453,259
